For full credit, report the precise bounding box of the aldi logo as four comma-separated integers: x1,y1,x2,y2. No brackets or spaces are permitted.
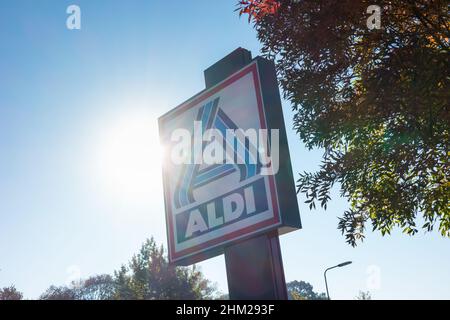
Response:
159,59,301,265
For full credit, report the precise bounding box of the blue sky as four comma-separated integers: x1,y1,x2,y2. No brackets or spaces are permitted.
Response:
0,0,449,300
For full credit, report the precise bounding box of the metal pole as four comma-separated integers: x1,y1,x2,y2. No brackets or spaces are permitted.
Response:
324,262,352,300
204,48,288,300
324,267,336,300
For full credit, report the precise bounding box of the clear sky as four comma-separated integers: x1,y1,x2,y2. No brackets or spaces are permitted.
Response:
0,0,449,300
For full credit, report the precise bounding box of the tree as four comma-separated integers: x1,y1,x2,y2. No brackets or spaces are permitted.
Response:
287,280,327,300
355,291,372,300
40,285,78,300
79,274,116,300
40,238,217,300
40,275,115,300
113,238,216,300
0,285,23,300
238,0,449,245
216,293,229,300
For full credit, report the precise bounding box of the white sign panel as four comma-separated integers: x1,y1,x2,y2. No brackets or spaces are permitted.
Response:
159,61,293,264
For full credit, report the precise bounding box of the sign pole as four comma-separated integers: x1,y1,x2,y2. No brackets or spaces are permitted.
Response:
204,48,289,300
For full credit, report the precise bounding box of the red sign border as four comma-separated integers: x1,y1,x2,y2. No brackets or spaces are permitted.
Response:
159,62,281,263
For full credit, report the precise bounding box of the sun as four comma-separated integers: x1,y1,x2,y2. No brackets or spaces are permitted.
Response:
90,107,164,206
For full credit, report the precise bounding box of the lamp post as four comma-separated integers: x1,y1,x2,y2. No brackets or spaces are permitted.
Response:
324,261,352,300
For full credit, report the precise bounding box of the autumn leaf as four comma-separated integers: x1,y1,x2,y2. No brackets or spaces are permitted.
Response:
237,0,280,22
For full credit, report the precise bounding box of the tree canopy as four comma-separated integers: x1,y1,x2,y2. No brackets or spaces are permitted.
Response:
0,285,23,300
287,280,327,300
112,238,216,300
238,0,449,245
40,275,115,300
40,238,216,300
355,291,372,300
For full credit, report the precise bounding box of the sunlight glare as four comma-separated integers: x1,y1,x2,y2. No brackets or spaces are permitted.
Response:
91,107,164,206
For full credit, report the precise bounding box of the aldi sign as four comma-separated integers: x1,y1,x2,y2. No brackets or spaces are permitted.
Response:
159,58,301,265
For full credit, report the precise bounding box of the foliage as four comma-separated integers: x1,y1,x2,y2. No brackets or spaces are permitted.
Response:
40,285,78,300
237,0,281,22
355,291,372,300
40,238,216,300
216,293,230,300
238,0,450,245
287,280,327,300
0,285,23,300
113,238,216,300
40,275,115,300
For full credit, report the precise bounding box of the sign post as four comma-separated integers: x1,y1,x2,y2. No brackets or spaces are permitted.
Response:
159,48,301,299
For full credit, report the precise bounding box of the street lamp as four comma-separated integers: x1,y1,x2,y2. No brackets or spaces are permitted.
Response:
324,261,352,300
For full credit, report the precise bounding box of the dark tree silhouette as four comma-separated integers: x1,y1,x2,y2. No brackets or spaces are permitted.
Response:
238,0,449,245
113,238,216,300
40,275,116,300
0,285,23,300
40,238,216,300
